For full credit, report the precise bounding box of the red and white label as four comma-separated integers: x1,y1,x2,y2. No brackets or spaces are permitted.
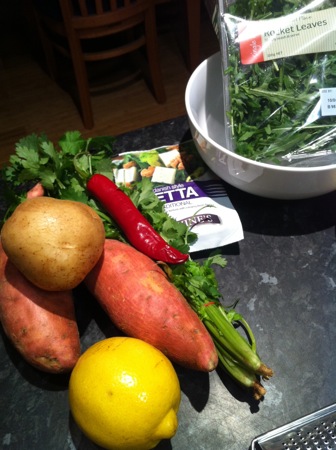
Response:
235,7,336,65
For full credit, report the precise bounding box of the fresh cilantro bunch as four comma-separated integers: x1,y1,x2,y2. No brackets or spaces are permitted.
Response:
1,131,124,237
0,131,197,251
172,254,227,317
2,131,112,203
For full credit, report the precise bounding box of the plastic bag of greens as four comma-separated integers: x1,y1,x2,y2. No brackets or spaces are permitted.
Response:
218,0,336,166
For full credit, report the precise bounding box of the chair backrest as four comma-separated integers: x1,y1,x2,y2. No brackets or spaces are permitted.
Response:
67,0,140,16
60,0,152,33
55,0,154,61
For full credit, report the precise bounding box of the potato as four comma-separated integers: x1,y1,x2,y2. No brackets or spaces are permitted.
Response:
1,197,105,291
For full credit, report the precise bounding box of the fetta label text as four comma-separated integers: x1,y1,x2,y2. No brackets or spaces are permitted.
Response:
153,182,207,203
237,6,336,64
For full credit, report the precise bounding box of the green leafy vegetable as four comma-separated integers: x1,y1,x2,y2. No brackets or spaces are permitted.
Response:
0,131,273,398
172,255,273,399
222,0,336,164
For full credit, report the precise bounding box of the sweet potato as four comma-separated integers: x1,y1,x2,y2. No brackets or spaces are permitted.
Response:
0,243,81,373
26,182,44,199
84,239,218,372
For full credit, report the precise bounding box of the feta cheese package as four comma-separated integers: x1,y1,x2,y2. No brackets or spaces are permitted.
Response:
112,141,244,253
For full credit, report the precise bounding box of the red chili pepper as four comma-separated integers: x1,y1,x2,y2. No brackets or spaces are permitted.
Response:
87,174,189,264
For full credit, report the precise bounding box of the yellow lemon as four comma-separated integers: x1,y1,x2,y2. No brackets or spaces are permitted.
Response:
68,337,181,450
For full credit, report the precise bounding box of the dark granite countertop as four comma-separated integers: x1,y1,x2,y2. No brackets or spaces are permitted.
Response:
1,116,336,450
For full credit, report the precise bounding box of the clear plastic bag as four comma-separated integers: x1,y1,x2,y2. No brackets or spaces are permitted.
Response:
218,0,336,166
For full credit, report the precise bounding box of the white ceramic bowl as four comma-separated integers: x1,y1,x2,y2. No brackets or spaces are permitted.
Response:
185,52,336,200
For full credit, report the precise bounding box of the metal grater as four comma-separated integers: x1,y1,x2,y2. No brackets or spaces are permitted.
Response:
251,403,336,450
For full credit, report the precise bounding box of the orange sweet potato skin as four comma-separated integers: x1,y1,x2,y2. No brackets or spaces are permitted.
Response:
0,243,81,373
84,239,218,372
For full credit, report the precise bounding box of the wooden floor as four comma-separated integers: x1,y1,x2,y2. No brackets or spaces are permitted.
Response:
0,3,219,168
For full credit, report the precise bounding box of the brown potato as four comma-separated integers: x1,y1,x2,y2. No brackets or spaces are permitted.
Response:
1,197,105,291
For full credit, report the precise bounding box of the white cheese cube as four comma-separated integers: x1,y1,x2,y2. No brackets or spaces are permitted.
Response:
151,166,176,184
113,167,138,185
158,149,180,167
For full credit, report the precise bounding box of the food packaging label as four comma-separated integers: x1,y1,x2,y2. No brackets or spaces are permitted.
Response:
113,141,244,253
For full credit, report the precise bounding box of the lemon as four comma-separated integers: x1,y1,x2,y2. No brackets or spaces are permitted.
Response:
68,337,181,450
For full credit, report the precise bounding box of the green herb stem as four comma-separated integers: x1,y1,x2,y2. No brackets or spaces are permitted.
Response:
202,304,272,378
215,340,267,400
204,318,267,399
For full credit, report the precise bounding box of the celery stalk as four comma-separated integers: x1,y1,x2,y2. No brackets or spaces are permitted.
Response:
171,257,273,399
214,338,267,400
203,303,273,378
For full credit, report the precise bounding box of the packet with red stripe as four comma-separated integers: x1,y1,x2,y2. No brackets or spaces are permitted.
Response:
218,0,336,166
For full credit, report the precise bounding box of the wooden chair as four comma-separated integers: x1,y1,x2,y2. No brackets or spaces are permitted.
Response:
31,0,166,129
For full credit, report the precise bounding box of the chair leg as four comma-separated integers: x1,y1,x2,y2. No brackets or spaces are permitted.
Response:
145,5,166,104
68,41,94,129
184,0,201,72
33,15,59,81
